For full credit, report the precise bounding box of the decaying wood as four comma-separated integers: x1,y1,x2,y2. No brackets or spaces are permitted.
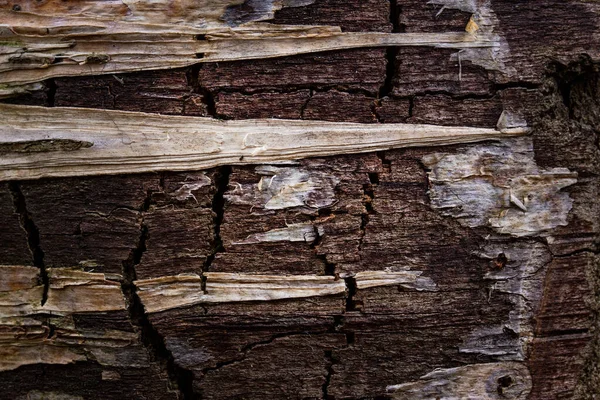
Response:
0,0,504,95
0,266,148,372
0,264,175,398
423,138,578,237
0,0,599,399
0,103,527,181
136,273,346,313
136,270,437,313
386,362,532,399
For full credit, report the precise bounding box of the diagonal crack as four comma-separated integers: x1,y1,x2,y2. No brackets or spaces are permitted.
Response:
201,331,328,376
9,181,48,305
121,190,197,400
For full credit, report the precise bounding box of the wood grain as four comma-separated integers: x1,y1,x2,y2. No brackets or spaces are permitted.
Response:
0,103,527,181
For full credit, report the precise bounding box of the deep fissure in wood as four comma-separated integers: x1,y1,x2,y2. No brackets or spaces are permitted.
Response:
8,181,48,305
121,194,198,400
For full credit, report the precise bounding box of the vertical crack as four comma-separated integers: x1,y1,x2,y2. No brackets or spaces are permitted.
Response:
376,151,392,174
378,0,402,99
344,276,358,311
311,220,336,276
9,181,47,305
194,65,218,118
322,350,334,400
202,166,232,290
357,170,377,263
121,192,197,400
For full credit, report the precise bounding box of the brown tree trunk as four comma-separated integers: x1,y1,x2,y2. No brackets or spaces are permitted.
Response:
0,1,599,399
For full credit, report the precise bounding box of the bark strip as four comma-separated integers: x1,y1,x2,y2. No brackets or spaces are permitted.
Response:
0,104,527,181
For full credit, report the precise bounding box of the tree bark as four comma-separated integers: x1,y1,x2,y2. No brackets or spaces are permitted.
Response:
0,1,599,399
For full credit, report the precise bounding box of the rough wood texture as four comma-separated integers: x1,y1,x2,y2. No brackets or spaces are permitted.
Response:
0,0,599,399
0,103,527,181
0,266,176,399
0,7,496,93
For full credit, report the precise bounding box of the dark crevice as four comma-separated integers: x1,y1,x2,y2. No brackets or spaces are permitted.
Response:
140,188,153,213
392,83,541,101
194,65,218,118
552,247,600,258
322,350,334,400
45,78,56,107
379,47,399,99
363,184,375,215
368,172,379,185
210,165,232,254
408,96,415,117
333,315,355,347
121,192,197,400
376,151,392,173
549,55,599,119
372,98,383,123
323,260,336,276
186,64,200,89
45,319,57,339
537,328,591,338
241,331,316,354
378,0,402,100
9,181,47,305
105,84,117,109
497,375,514,396
492,81,540,92
333,315,344,331
202,165,232,289
408,89,498,100
344,277,358,311
357,168,377,266
345,331,355,345
311,223,336,276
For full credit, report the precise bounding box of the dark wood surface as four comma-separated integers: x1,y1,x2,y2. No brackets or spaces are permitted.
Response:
1,0,598,399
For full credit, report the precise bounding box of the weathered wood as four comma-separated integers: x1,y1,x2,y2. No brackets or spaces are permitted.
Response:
386,362,532,399
0,3,498,93
0,0,599,399
0,265,176,399
0,103,527,181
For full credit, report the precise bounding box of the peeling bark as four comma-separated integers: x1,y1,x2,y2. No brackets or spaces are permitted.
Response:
0,103,526,181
